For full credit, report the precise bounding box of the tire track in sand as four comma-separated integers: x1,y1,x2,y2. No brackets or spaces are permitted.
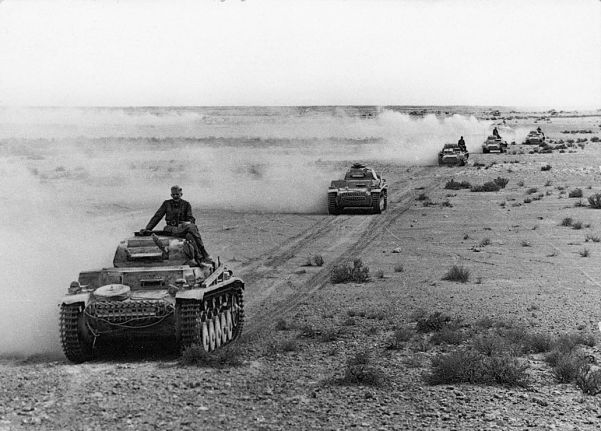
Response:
239,167,440,336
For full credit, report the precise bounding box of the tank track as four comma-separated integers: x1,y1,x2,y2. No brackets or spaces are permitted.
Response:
177,284,244,352
371,191,382,214
60,304,94,363
328,192,339,215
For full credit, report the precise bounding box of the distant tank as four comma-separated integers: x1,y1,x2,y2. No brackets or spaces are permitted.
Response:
438,143,468,166
523,130,545,145
482,135,508,153
59,231,244,363
328,163,388,215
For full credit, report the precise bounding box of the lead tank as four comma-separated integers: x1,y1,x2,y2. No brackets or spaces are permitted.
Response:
59,231,244,363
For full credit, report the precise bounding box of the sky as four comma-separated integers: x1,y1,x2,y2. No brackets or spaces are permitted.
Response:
0,0,599,108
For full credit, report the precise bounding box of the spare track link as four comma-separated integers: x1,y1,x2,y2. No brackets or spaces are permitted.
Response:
60,303,93,363
177,284,244,350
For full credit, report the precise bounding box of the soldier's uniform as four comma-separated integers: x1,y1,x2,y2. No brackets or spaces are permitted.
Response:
145,199,211,262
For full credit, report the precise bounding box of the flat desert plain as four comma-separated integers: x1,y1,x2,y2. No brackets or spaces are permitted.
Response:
3,112,601,430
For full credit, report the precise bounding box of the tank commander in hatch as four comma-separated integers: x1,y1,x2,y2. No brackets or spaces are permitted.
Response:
140,185,213,265
457,136,466,151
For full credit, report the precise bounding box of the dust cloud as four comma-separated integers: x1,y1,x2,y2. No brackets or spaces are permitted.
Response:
0,106,493,356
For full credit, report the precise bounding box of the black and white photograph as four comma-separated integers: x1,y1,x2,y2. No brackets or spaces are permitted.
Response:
1,0,601,429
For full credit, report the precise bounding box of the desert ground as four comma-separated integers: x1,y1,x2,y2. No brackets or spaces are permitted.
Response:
3,110,601,430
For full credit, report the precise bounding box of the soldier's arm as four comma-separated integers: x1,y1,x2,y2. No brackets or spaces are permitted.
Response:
145,201,167,230
184,201,196,224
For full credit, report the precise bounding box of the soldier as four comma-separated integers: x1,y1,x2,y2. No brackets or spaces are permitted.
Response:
140,185,213,265
457,136,466,152
493,127,500,138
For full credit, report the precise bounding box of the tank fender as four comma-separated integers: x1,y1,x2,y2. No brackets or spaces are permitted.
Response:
61,293,91,306
175,289,205,301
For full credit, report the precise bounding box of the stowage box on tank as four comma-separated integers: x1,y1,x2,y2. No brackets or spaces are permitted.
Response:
327,163,388,215
59,231,244,363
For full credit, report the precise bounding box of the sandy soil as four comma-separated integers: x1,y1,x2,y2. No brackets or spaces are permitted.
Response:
3,111,601,430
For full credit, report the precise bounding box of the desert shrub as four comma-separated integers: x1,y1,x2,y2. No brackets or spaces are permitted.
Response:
341,351,385,386
386,326,413,349
275,318,293,331
430,327,468,345
416,311,452,333
471,181,501,192
473,334,515,357
298,324,320,339
330,259,370,284
416,193,429,201
588,193,601,209
517,180,525,187
474,316,495,329
280,339,300,352
576,365,601,395
552,333,596,353
442,265,470,283
574,200,586,208
426,350,529,387
393,263,404,273
304,254,324,266
572,221,583,230
445,179,471,190
569,188,583,198
441,200,453,207
523,333,554,354
493,177,509,188
523,198,532,204
526,187,538,195
180,344,243,367
580,249,590,257
479,238,491,247
591,136,600,143
585,234,601,243
550,350,589,383
560,217,573,227
541,164,552,171
473,162,485,168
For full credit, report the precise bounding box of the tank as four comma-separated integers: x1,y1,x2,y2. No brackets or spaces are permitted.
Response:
438,143,469,166
59,231,244,363
482,135,508,153
523,130,545,145
327,163,388,215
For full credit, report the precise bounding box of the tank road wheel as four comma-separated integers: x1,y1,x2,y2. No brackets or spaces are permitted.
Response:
328,193,340,215
60,303,94,363
208,318,216,351
201,321,210,352
214,316,222,348
371,192,383,214
220,313,229,344
224,310,233,342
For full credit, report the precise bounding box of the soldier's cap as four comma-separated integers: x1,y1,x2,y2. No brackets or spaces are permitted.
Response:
171,185,182,192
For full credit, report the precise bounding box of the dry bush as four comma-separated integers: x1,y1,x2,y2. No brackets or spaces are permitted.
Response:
304,254,324,266
560,217,573,227
588,193,601,209
386,326,413,350
541,164,552,171
330,259,370,284
545,180,553,186
416,193,429,201
445,179,472,190
523,197,532,204
275,318,293,331
493,177,509,188
393,263,404,273
416,311,452,333
341,351,385,387
569,188,583,198
548,350,589,383
471,181,501,192
576,365,601,395
580,248,590,257
479,238,491,247
442,265,470,283
585,234,601,243
319,328,340,342
280,339,300,352
517,180,525,187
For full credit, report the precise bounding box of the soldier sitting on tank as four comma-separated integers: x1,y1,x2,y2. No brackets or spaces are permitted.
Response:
139,185,213,265
493,127,500,138
457,136,466,152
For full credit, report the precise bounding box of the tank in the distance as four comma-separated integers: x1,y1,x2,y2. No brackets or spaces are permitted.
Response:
59,230,244,363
